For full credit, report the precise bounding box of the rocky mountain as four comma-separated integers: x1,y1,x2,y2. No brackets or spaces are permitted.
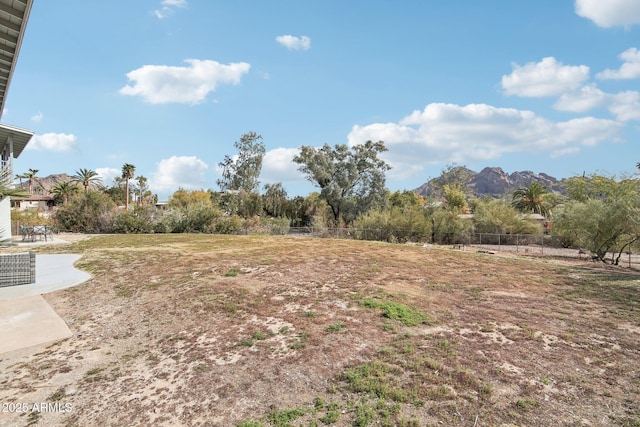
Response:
414,166,565,198
14,173,73,195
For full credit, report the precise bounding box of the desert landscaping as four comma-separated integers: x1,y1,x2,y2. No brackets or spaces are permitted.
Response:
0,233,638,426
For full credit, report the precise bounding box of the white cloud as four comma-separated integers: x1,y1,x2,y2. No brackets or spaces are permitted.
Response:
162,0,187,6
96,168,121,186
554,84,610,112
596,48,640,80
348,103,623,179
119,59,250,105
501,57,590,97
276,35,311,51
549,147,580,159
575,0,640,28
154,0,187,19
260,147,305,184
609,91,640,121
150,155,209,195
30,112,43,123
554,84,640,122
27,133,78,152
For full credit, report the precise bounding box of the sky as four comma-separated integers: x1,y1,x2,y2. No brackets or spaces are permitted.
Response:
5,0,640,200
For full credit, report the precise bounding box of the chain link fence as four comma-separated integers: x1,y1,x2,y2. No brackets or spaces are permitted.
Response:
285,227,640,269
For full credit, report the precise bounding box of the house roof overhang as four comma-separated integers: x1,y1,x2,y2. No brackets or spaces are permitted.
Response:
0,121,32,158
0,0,33,121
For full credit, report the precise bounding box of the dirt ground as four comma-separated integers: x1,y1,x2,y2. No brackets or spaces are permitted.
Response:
0,234,638,427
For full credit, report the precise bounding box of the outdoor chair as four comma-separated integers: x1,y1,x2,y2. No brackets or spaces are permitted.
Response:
31,225,53,241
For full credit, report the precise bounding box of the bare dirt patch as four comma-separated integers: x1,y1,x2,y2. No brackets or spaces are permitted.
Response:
0,234,639,426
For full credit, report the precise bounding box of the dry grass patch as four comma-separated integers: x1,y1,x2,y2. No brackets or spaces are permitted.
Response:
0,234,638,426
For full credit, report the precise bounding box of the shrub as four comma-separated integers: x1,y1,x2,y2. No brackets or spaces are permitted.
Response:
215,215,243,234
472,199,541,234
354,206,431,243
11,209,52,227
53,191,116,233
112,206,155,234
431,209,473,244
155,204,221,233
243,216,290,235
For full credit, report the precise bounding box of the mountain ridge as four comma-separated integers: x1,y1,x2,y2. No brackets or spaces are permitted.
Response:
413,166,566,197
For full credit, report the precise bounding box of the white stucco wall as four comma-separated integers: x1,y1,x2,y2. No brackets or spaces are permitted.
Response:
0,196,11,241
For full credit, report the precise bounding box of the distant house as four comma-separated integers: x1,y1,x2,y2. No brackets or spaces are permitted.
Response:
10,194,55,213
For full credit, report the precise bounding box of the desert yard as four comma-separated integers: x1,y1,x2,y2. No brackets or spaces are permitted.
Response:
0,234,639,426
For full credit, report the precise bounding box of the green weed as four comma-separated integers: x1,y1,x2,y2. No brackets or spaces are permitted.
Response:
326,321,346,332
252,331,269,340
359,299,431,326
515,397,539,411
225,268,240,277
265,407,306,427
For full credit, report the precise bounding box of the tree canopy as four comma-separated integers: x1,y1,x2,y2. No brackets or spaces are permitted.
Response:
511,181,551,217
217,132,265,193
121,163,136,209
16,168,39,195
293,140,391,224
72,168,103,192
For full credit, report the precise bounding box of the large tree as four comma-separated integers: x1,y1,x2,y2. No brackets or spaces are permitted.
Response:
51,181,79,204
263,182,288,217
427,163,474,203
554,198,640,264
16,168,39,195
565,173,637,203
72,168,103,192
293,140,391,224
217,132,265,193
135,175,149,205
554,172,640,263
121,163,136,209
511,181,552,217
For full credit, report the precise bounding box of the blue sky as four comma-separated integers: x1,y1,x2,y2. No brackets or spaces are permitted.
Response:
6,0,640,199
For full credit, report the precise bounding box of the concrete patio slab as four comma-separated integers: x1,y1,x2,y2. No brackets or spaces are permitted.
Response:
0,254,90,354
0,295,72,354
0,254,91,300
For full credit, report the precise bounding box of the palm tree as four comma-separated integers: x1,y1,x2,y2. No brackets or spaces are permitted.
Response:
51,181,79,204
0,166,27,198
512,181,551,217
16,168,38,195
121,163,135,209
135,175,148,205
72,168,102,193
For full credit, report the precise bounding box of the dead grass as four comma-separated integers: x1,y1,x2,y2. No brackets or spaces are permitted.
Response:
1,234,639,426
